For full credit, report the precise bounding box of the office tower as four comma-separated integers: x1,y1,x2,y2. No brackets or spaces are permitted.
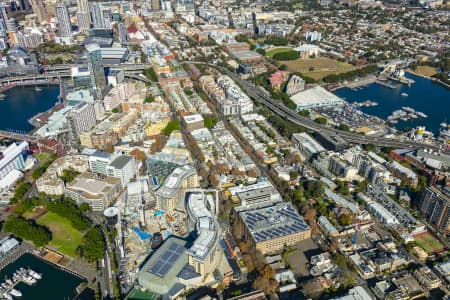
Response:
90,2,104,29
77,0,89,13
55,4,71,37
76,0,90,32
418,186,450,233
175,0,194,12
30,0,47,23
101,7,111,29
67,101,97,143
152,0,160,11
89,2,111,29
86,43,107,96
77,12,90,33
6,18,17,33
0,4,8,37
118,21,127,44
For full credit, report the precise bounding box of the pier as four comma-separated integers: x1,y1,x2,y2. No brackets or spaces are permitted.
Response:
0,267,42,299
375,80,398,89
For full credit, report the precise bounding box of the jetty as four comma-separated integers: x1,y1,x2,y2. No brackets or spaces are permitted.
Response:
375,80,397,89
0,268,42,299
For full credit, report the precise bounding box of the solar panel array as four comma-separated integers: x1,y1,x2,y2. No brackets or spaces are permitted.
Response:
242,202,310,243
149,242,185,278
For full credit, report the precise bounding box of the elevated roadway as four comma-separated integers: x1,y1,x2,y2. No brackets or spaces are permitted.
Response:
188,62,437,150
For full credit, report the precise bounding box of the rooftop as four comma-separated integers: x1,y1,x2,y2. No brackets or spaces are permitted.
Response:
239,201,310,243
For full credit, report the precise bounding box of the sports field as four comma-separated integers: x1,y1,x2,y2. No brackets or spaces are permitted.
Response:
414,232,444,254
278,57,355,80
266,47,294,58
36,212,83,257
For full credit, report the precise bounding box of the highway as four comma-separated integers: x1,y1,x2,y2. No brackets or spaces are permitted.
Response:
189,62,438,151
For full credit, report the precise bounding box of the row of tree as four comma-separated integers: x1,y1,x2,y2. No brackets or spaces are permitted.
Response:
322,65,378,83
77,227,106,262
3,215,51,247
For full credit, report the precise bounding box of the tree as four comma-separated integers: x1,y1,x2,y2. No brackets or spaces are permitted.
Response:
79,203,91,213
142,67,158,82
338,213,354,226
338,124,350,131
314,117,327,125
60,169,80,183
3,215,51,247
144,95,154,103
78,227,106,262
130,148,147,161
162,119,180,136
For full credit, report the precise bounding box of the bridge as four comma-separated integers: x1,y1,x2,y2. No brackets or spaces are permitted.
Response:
188,62,438,151
0,130,38,143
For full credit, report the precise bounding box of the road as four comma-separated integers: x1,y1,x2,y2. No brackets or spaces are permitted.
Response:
188,62,438,151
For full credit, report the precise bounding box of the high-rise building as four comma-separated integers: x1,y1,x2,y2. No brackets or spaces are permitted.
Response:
0,141,29,181
89,2,111,29
0,4,9,37
118,22,127,44
76,12,90,33
89,2,102,29
67,101,97,143
101,7,111,29
30,0,47,24
105,155,136,186
55,4,71,37
417,186,450,233
86,43,107,96
152,0,160,11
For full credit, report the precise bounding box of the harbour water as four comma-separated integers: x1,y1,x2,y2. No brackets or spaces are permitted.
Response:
0,253,83,300
334,73,450,135
0,85,60,132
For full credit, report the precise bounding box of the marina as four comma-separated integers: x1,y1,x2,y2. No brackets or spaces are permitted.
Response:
0,268,42,299
334,73,450,135
0,253,84,300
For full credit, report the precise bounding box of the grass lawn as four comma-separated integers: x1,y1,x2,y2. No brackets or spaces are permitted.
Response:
35,152,51,162
23,210,40,219
266,47,294,58
415,237,434,254
36,212,83,257
279,57,355,80
415,66,437,77
422,233,444,251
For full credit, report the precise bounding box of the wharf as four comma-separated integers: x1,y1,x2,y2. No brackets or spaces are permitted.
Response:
0,268,41,299
375,80,397,89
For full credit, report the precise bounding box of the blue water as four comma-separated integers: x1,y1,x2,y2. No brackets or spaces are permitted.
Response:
334,73,450,135
0,253,83,300
0,85,60,132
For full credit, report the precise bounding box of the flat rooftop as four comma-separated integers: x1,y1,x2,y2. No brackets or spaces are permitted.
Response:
239,201,310,243
291,86,344,109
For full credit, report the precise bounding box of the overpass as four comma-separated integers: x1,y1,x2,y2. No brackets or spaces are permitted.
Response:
0,130,38,143
188,62,438,151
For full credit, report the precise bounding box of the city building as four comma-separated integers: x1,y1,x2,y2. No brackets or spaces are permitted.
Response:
105,155,136,186
154,165,199,213
186,193,221,277
227,181,281,207
294,44,320,59
268,71,288,91
67,102,97,143
285,75,305,96
236,201,311,254
182,114,204,132
0,141,29,190
291,132,325,160
64,172,121,211
88,151,119,175
417,186,450,233
290,86,345,111
30,0,47,24
86,43,107,97
332,286,374,300
137,237,189,296
0,236,19,258
36,173,65,196
76,0,91,32
55,5,71,37
146,152,189,179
